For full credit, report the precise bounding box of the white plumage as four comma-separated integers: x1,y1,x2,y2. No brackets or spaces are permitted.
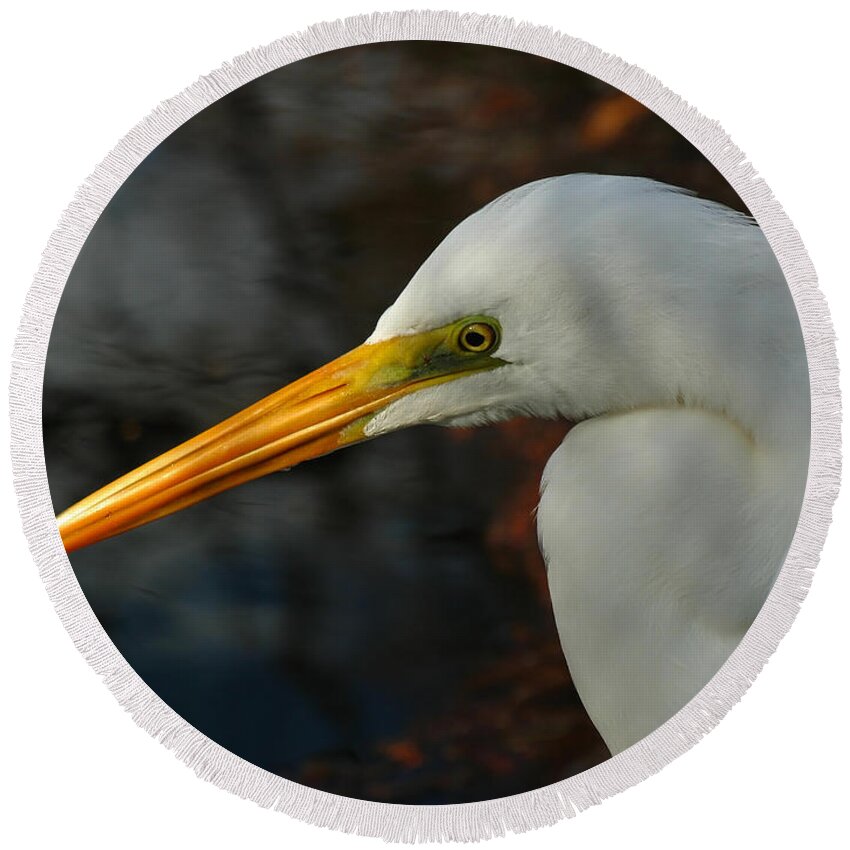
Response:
366,175,809,752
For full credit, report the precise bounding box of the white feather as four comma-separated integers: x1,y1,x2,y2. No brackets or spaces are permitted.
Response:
366,174,809,752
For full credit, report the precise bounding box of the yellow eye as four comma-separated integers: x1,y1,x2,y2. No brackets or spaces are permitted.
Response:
458,321,498,353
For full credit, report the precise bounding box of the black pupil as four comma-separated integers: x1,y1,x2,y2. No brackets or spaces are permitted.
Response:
464,330,486,349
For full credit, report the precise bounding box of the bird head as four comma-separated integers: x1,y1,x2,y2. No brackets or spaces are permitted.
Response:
56,176,591,552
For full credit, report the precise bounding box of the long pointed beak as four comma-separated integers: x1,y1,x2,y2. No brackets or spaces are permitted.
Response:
56,322,503,553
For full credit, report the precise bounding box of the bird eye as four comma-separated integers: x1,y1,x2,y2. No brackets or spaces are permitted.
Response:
457,321,498,353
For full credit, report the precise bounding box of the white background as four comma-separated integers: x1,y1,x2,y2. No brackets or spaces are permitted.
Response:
1,1,846,847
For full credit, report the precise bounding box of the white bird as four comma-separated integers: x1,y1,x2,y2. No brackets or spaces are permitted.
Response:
56,174,810,754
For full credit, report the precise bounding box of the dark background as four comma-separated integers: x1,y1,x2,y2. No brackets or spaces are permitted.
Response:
43,42,747,804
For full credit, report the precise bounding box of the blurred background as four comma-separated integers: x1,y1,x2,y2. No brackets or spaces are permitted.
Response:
43,41,747,804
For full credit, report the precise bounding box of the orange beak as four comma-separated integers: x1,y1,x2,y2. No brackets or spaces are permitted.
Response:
56,320,504,553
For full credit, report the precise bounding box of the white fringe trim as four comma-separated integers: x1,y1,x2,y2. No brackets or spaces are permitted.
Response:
8,9,841,843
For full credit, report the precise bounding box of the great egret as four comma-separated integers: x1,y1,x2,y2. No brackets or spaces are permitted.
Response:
55,174,809,754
